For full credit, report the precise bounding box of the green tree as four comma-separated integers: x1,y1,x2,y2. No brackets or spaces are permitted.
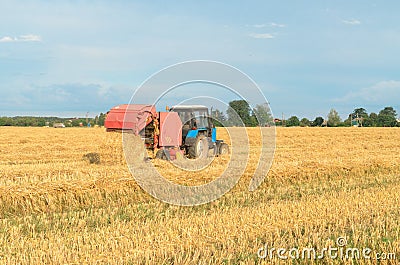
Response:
0,117,13,126
352,108,368,118
252,103,273,126
227,100,253,127
300,118,311,127
312,117,324,127
364,112,378,127
211,109,227,127
378,106,397,127
286,116,300,127
327,109,342,127
342,115,351,127
71,118,86,127
98,113,106,126
350,108,368,126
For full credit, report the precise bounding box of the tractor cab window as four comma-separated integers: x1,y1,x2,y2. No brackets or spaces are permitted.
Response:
193,110,208,128
177,112,194,127
174,109,209,129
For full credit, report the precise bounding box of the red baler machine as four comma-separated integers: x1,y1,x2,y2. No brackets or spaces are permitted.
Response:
105,104,182,156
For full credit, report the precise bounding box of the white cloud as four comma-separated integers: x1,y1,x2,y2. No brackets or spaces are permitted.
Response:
252,22,285,28
0,36,15,42
0,34,42,43
249,33,275,39
270,22,286,28
342,19,361,25
253,24,266,28
19,34,42,42
334,80,400,103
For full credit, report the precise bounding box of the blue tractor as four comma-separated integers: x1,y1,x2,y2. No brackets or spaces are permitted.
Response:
170,105,229,159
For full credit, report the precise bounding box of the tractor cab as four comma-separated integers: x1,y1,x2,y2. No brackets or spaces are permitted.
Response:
170,105,212,138
169,105,225,158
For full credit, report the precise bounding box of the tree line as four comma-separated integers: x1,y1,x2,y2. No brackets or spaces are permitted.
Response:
211,100,399,127
1,102,398,128
284,107,399,127
0,113,107,127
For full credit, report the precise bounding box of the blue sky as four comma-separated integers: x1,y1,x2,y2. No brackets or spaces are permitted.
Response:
1,0,399,119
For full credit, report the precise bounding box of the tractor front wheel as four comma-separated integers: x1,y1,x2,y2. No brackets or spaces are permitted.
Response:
218,143,229,156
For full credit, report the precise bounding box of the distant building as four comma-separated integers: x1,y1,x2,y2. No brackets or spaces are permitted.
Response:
53,123,65,128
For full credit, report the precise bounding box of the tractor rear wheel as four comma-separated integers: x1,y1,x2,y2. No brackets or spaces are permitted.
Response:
188,136,209,159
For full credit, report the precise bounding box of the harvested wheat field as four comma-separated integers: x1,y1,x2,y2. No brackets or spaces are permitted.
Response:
0,126,399,264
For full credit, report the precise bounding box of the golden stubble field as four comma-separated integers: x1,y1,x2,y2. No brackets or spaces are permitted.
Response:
0,126,399,264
